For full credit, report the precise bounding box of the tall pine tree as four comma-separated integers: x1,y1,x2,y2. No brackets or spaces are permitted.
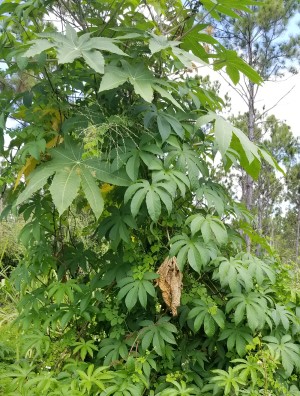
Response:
211,0,300,249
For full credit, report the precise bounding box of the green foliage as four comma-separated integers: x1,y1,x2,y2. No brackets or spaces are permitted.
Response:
0,1,300,395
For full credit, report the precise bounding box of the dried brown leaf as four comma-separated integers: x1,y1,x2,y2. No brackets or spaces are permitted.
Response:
156,257,183,316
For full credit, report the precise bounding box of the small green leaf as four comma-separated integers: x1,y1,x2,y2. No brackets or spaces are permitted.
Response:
157,114,171,141
214,116,233,156
24,39,54,57
226,65,240,84
82,50,105,74
16,165,56,206
99,67,128,92
125,285,139,311
80,168,104,218
49,167,81,216
86,159,130,186
146,188,161,222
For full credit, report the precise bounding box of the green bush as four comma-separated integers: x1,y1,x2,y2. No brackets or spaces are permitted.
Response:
0,1,300,395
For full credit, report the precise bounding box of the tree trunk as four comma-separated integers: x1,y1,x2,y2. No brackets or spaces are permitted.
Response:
244,80,255,252
256,194,262,256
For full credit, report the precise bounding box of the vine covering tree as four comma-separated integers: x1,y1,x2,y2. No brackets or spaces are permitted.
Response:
0,1,300,395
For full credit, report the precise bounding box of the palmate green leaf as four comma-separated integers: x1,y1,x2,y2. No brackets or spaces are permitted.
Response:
187,214,227,245
219,325,253,357
201,0,258,19
239,253,275,284
211,367,245,396
270,304,295,331
15,141,130,218
148,33,180,55
181,24,209,61
226,292,268,331
157,112,184,141
198,112,233,158
139,317,177,356
73,339,98,360
77,364,113,393
215,257,253,292
165,142,208,189
170,234,214,272
188,300,225,335
98,207,137,249
196,112,272,179
24,23,126,74
111,137,163,179
117,273,156,310
124,179,174,222
98,338,128,365
232,357,265,386
213,48,262,85
196,181,227,215
100,62,181,107
263,335,300,376
152,168,186,198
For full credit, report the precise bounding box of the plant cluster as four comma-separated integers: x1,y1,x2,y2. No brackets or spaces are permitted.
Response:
0,0,300,395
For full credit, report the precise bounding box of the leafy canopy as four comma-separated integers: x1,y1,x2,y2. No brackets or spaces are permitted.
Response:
0,1,299,395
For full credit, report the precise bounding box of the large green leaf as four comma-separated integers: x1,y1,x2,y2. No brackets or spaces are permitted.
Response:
15,141,130,218
24,23,126,74
214,257,253,292
213,48,262,85
98,206,137,248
